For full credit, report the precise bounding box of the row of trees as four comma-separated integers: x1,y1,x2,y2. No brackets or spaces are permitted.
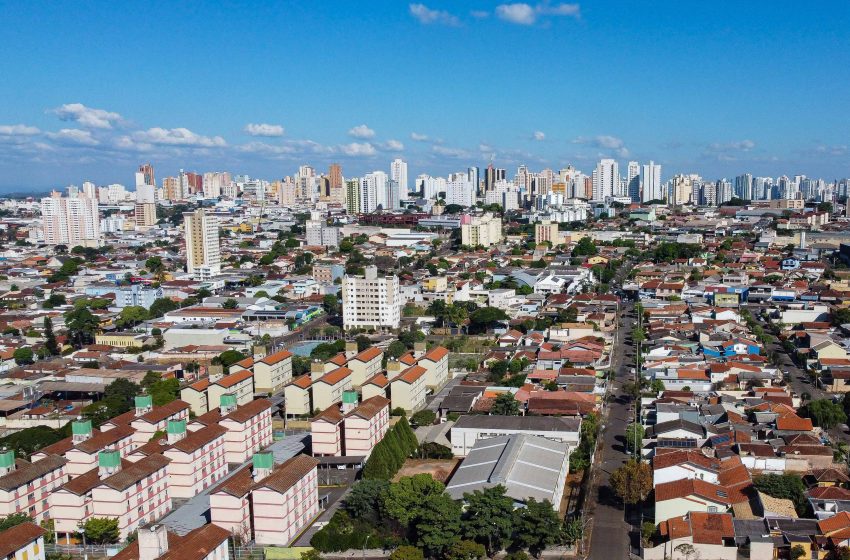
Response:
313,477,570,559
362,417,419,480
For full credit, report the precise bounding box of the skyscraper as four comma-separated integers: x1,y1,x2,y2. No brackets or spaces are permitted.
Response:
390,159,408,202
468,167,480,197
735,174,753,200
40,188,101,246
641,161,662,202
328,163,344,203
362,171,387,211
183,209,220,280
627,161,641,202
670,174,692,205
345,179,361,214
136,163,155,189
592,159,619,200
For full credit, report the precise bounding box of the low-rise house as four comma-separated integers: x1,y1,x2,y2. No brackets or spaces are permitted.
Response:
654,479,733,523
644,512,736,560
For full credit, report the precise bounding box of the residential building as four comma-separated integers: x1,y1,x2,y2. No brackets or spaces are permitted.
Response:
183,208,221,280
641,161,662,202
390,365,428,412
253,349,293,394
341,266,401,330
162,421,228,498
111,524,230,560
0,450,67,523
40,189,101,246
592,159,618,200
250,453,320,545
535,220,560,245
0,522,46,560
391,159,409,202
461,213,503,247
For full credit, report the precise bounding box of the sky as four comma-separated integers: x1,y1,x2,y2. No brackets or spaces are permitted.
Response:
0,1,849,192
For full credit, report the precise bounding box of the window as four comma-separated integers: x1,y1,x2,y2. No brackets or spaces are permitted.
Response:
707,506,718,513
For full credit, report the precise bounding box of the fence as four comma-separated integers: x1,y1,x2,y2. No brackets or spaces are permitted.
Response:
45,541,268,560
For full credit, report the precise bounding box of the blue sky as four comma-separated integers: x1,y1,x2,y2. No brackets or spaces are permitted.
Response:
0,1,848,192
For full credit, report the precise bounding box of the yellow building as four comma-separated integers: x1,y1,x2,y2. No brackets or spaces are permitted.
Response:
95,333,145,348
422,277,448,292
535,221,560,245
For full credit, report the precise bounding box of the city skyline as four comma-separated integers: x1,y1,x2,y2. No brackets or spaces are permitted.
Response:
1,1,849,191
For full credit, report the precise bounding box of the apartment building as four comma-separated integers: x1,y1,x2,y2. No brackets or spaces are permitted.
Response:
341,266,401,330
253,349,293,394
284,375,312,417
347,346,384,387
182,370,254,415
111,524,230,560
0,451,67,523
183,208,221,280
209,463,255,542
162,421,228,498
418,346,450,391
390,365,428,412
35,420,136,477
461,213,503,247
310,405,345,457
218,398,274,464
343,396,390,458
251,454,320,545
312,367,354,411
0,522,46,560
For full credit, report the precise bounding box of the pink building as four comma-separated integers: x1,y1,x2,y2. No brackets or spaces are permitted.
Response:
0,450,67,523
162,421,228,499
112,523,230,560
36,420,136,477
188,397,274,464
102,396,190,445
90,451,172,540
310,395,390,457
250,453,320,545
310,406,344,457
209,464,254,542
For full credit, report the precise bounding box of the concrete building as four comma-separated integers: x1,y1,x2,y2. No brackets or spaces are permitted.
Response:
535,220,561,245
183,208,221,280
391,159,409,202
40,189,101,246
390,365,428,412
311,395,390,458
592,159,619,200
450,415,582,457
0,450,67,523
0,522,46,560
250,453,320,545
284,375,312,417
641,161,663,202
342,266,401,330
461,213,503,248
162,421,228,499
111,524,230,560
253,349,293,394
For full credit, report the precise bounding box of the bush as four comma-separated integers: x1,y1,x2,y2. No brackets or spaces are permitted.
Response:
416,442,453,459
410,410,436,428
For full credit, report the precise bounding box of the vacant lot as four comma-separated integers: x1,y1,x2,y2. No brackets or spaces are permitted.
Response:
393,458,460,483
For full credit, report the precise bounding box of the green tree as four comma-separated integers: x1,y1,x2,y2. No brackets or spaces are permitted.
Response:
610,459,652,505
413,492,462,558
382,474,447,526
491,393,520,416
116,306,150,329
410,410,436,428
43,293,67,309
222,298,238,309
64,306,101,347
300,550,323,560
0,513,34,531
43,317,59,355
387,340,408,360
512,498,562,557
469,307,509,331
625,422,645,454
802,399,847,429
149,297,179,318
344,479,389,522
832,308,850,327
462,485,515,554
216,350,246,368
13,347,34,365
322,294,340,315
563,518,584,546
791,545,807,560
753,474,809,516
489,360,509,381
82,517,120,544
445,540,485,560
389,547,424,560
571,237,598,257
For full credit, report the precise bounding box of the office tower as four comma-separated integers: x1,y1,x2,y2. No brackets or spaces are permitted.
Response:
592,159,618,200
485,164,495,192
670,174,692,205
640,162,662,202
390,159,408,202
41,189,101,246
183,208,221,280
342,265,401,330
461,213,503,247
734,173,753,200
514,165,530,192
468,167,480,197
345,179,361,214
446,173,475,207
627,161,641,203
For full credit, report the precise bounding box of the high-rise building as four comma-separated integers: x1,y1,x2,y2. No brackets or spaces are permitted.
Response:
446,175,475,207
202,172,230,199
715,179,733,205
136,163,155,190
670,174,692,205
361,172,386,211
328,163,344,203
345,179,361,214
592,159,619,200
468,167,480,197
135,177,158,227
183,209,221,280
40,188,101,246
641,161,662,202
627,161,641,202
342,265,401,330
390,159,408,202
461,213,503,247
735,174,753,200
162,177,181,201
278,178,296,206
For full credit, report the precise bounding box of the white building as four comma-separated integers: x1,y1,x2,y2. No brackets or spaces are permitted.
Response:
390,159,409,202
342,265,401,330
461,213,502,247
184,208,221,280
641,161,662,202
40,189,101,246
446,176,475,208
592,159,619,200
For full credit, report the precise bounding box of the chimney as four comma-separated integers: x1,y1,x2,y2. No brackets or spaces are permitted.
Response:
0,448,15,475
98,449,121,478
413,342,427,359
138,525,169,560
341,391,358,414
252,452,274,482
344,342,358,359
219,393,237,415
166,420,187,444
135,395,153,416
72,418,93,444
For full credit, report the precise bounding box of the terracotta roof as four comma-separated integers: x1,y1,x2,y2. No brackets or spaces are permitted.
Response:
312,404,344,424
776,415,814,432
254,454,319,494
0,523,46,559
317,367,352,385
210,464,253,498
328,353,348,367
363,373,389,388
223,398,273,423
216,369,253,388
125,400,190,426
808,468,850,484
349,395,390,420
167,424,227,454
652,450,719,471
819,511,850,536
421,346,449,362
351,346,382,363
291,374,312,389
98,453,170,491
689,512,735,545
0,455,67,491
808,486,850,500
396,365,427,384
655,479,732,505
74,424,135,454
113,524,230,560
260,349,293,366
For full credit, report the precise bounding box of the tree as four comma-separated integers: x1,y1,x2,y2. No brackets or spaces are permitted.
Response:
625,422,645,454
491,393,520,416
412,492,462,558
562,518,584,546
82,517,120,544
512,498,562,557
216,350,246,368
344,479,389,522
300,550,323,560
832,308,850,327
802,399,847,429
389,546,424,560
0,513,33,531
43,317,59,355
462,485,515,554
572,237,598,257
753,474,809,516
791,545,807,560
610,459,652,505
64,305,101,347
222,298,238,309
469,307,509,330
382,474,447,527
445,540,485,560
410,410,436,428
387,340,408,360
116,306,150,329
489,360,509,381
149,297,179,319
43,293,66,309
322,294,340,315
13,347,34,365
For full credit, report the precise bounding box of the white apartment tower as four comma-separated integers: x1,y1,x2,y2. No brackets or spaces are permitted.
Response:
390,159,409,202
641,161,662,202
461,213,503,247
627,161,641,202
592,159,619,200
342,265,401,330
183,209,221,280
41,189,101,246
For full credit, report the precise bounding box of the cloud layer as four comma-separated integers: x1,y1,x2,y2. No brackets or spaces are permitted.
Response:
51,103,122,129
244,123,285,137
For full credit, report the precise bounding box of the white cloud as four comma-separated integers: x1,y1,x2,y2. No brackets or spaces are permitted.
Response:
51,103,122,129
348,124,375,139
495,2,580,24
409,3,461,26
384,139,405,151
0,124,40,136
340,142,377,156
533,131,546,141
573,134,629,157
496,3,536,24
244,123,285,137
131,127,227,147
46,128,99,146
410,132,430,142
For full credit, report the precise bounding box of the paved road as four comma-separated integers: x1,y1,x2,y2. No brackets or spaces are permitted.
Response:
588,301,636,560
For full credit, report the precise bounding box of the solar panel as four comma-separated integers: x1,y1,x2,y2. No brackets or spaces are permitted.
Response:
657,439,697,448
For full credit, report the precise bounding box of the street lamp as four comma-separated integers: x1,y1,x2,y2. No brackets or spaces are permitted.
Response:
363,534,371,560
76,526,88,560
